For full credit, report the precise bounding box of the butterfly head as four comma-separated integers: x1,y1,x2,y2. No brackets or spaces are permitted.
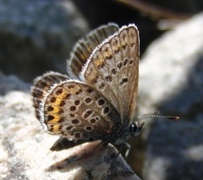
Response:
128,114,179,138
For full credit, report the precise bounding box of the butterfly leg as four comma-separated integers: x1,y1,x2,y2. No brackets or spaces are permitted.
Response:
115,142,131,158
124,142,131,157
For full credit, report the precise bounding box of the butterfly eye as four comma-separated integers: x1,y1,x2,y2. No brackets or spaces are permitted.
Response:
129,122,144,137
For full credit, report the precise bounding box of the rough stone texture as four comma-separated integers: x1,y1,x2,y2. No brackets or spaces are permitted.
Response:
0,0,89,82
139,12,203,180
0,75,140,180
0,72,30,95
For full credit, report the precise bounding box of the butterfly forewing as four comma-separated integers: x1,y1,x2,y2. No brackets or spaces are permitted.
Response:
81,24,139,123
126,27,140,121
117,26,140,122
42,80,121,141
68,23,119,78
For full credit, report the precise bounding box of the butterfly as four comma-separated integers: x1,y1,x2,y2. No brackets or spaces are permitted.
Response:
31,23,178,156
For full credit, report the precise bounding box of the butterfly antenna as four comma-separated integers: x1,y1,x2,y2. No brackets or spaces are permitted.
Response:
138,114,179,122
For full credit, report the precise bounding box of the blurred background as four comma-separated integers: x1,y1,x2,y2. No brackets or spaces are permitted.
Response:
0,0,203,179
0,0,202,82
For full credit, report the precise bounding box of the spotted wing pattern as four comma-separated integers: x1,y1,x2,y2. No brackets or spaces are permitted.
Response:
41,80,121,141
68,23,119,78
31,71,69,120
81,25,139,124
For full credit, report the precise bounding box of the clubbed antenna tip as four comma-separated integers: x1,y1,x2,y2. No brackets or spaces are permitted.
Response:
165,116,179,120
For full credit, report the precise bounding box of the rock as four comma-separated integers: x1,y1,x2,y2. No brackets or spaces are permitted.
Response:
0,72,30,95
0,0,89,82
139,12,203,180
0,74,141,179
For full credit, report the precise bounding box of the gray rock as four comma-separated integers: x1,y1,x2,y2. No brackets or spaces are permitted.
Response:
0,0,89,82
139,12,203,180
0,72,30,95
0,74,141,179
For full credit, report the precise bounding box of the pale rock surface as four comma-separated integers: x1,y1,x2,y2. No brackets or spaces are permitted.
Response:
0,74,140,180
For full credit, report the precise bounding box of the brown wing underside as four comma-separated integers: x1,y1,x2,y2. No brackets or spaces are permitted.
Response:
42,81,121,141
31,72,69,120
68,23,119,78
82,25,140,124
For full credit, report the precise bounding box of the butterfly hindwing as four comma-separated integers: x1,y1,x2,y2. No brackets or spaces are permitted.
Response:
42,80,121,141
31,71,69,120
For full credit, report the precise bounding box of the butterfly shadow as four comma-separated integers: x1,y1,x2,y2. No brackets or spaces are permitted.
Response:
46,140,141,180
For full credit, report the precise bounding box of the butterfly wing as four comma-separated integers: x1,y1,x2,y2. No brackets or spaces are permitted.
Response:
31,71,69,120
68,23,119,78
41,80,121,141
81,24,140,124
